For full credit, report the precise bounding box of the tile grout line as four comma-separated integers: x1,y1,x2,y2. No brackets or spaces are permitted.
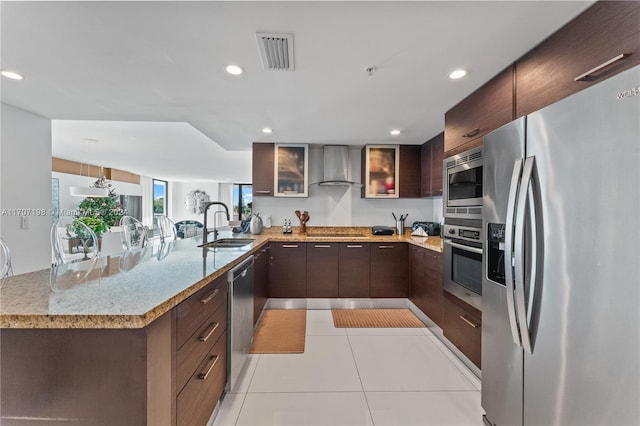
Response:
426,335,481,390
231,354,261,426
345,332,377,426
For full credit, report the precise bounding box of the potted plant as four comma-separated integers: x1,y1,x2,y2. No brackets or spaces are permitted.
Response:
74,217,108,240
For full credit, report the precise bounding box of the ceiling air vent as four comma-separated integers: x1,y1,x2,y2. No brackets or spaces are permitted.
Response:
256,32,294,71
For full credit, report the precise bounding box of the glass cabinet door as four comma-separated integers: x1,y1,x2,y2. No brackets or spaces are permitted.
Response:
274,144,308,197
364,145,399,198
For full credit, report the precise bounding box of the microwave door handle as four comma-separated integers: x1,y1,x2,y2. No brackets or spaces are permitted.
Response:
443,239,483,254
514,156,535,354
505,158,523,347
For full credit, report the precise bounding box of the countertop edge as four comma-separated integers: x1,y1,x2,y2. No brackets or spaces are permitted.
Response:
1,235,440,329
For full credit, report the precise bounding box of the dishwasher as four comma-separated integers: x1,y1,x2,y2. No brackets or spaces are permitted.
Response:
226,255,254,393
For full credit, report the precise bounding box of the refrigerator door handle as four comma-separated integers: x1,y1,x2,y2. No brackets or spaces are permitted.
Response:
505,158,523,347
514,156,536,354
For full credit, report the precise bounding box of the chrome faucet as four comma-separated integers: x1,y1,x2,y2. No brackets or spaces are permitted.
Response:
202,202,230,245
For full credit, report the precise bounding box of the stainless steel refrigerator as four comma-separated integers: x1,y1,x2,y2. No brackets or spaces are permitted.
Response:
482,65,639,426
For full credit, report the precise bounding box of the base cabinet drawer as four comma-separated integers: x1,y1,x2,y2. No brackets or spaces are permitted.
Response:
176,300,227,392
443,292,481,368
176,276,227,349
177,330,227,426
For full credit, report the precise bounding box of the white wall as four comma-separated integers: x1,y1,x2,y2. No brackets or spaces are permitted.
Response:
1,103,52,274
253,147,439,228
169,181,220,224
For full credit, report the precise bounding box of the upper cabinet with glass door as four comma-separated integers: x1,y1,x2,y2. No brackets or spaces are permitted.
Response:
274,144,308,197
362,145,399,198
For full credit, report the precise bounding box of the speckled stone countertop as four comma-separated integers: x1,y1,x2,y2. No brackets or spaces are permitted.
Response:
0,227,442,329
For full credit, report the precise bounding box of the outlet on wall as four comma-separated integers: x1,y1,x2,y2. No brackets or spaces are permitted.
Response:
20,216,31,229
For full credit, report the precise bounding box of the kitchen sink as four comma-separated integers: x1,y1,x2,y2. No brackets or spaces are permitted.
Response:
199,238,255,249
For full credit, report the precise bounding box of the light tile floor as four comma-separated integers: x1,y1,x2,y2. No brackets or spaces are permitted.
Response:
212,310,484,426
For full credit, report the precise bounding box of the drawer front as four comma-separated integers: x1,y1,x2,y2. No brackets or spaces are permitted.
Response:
177,331,227,426
176,301,227,392
443,296,481,368
176,276,227,349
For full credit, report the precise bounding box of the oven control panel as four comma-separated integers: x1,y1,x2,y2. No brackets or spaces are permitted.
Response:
443,224,482,243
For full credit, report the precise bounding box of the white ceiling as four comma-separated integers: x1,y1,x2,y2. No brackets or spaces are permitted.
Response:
1,1,593,182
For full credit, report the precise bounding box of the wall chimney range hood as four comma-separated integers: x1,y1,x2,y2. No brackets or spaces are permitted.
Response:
316,145,361,186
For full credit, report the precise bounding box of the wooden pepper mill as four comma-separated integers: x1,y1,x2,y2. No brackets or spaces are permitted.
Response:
294,210,310,234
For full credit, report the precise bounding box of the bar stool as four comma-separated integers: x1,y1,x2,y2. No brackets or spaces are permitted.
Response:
0,238,14,278
119,216,149,250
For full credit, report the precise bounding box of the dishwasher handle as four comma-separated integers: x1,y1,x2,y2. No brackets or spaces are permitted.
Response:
228,255,255,283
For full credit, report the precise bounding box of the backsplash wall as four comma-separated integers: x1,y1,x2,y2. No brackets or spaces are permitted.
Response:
253,147,440,228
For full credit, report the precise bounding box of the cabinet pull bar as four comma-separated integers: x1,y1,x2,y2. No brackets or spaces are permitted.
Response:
574,53,629,81
200,288,220,304
462,128,481,138
346,245,363,248
199,322,220,342
198,355,219,380
282,244,299,248
378,245,395,249
459,315,480,329
255,190,271,194
314,244,331,248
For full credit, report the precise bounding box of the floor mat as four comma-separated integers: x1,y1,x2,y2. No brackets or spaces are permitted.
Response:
249,309,306,354
331,309,425,328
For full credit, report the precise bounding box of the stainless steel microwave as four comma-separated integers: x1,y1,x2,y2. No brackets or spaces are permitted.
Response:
443,145,483,220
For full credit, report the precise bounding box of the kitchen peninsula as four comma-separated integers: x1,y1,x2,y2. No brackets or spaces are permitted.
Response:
0,228,442,426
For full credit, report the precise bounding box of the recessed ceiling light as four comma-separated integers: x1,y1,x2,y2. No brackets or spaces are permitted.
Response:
1,70,24,80
262,127,273,134
390,129,401,136
449,69,467,80
225,64,244,75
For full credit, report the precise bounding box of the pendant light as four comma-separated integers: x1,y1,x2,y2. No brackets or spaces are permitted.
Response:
69,164,109,197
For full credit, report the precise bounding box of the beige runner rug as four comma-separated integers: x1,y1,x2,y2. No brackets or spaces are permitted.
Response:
332,309,425,328
249,309,306,354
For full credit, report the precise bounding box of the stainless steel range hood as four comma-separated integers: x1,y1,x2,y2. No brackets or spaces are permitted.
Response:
316,145,361,186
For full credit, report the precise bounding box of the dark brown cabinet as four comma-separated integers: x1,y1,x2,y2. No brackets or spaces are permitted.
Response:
420,132,444,197
253,245,269,325
175,275,228,426
516,1,640,118
443,291,481,368
269,242,307,298
307,243,339,297
370,243,408,298
409,245,444,327
361,145,423,199
252,142,274,197
338,242,370,298
444,65,514,156
399,145,422,198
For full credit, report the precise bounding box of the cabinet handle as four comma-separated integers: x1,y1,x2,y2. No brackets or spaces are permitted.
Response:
314,244,331,248
378,245,395,249
199,322,220,342
574,53,630,81
282,244,299,248
346,244,363,248
198,355,219,380
462,128,481,138
200,288,220,304
459,315,480,329
255,190,271,194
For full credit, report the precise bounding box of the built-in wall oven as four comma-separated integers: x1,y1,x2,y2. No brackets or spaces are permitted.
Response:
443,146,483,220
443,222,483,311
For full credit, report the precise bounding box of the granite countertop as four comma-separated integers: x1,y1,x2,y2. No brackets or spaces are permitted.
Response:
0,227,442,329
